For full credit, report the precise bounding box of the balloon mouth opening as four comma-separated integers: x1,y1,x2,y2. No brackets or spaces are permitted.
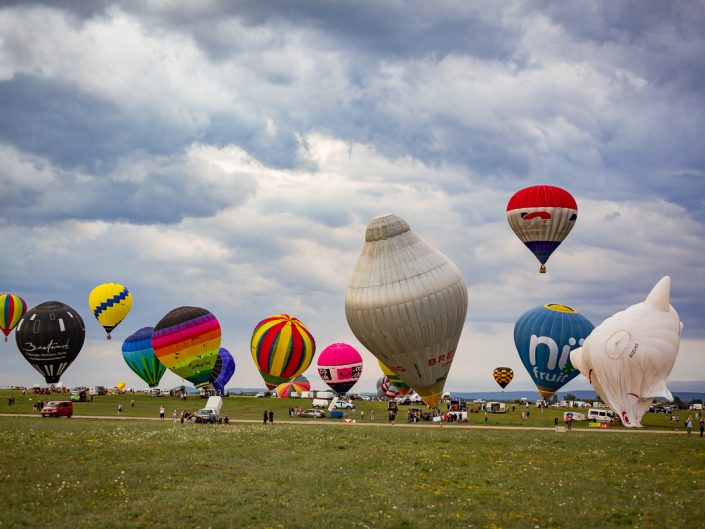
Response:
544,303,577,314
45,375,60,384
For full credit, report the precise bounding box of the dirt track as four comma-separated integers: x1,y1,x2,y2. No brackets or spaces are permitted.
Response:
0,413,689,434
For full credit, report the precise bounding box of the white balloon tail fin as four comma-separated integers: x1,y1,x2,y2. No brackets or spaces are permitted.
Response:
646,380,673,402
644,276,671,312
569,346,586,375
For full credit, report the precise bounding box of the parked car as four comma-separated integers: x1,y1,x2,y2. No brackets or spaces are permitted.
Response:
70,390,88,402
301,408,326,418
41,401,73,418
334,400,355,410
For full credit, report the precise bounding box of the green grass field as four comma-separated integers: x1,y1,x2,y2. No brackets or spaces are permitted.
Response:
1,391,704,528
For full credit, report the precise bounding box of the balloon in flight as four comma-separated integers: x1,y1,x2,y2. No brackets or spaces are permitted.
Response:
275,375,311,399
571,276,682,428
152,306,221,388
317,343,363,394
88,283,132,339
0,293,27,342
506,185,578,273
15,301,85,383
345,214,468,407
514,303,594,399
250,314,315,387
122,327,166,388
116,381,126,392
210,347,236,395
492,367,514,390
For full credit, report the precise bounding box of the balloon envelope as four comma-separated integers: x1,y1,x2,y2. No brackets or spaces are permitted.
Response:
376,375,400,400
0,293,27,341
275,375,311,398
493,367,514,390
506,185,577,273
250,314,315,384
88,282,132,339
152,306,221,388
122,327,166,388
210,347,236,394
514,304,594,399
15,301,85,383
345,214,468,407
116,381,126,392
571,276,682,427
317,343,363,394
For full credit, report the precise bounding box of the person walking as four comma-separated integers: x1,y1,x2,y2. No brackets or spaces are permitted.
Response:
700,417,704,438
268,410,274,424
159,405,165,420
130,399,135,408
686,415,693,436
117,404,123,416
263,410,268,425
360,410,364,421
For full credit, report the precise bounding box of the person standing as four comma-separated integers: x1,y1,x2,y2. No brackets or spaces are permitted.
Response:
263,410,268,425
130,399,135,408
268,410,274,424
360,410,364,421
172,409,177,423
370,410,375,421
686,415,693,436
159,405,165,420
117,404,123,416
700,417,704,438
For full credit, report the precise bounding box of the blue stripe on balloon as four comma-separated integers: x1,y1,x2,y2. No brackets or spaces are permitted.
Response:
93,288,130,318
524,241,561,265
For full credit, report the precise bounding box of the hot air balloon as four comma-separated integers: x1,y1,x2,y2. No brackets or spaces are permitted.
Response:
210,347,236,395
571,277,682,428
376,375,400,400
345,214,468,407
0,293,27,342
250,314,315,387
493,367,514,390
122,327,166,388
15,301,85,383
506,185,578,273
88,283,132,339
378,360,411,397
317,343,363,394
275,375,311,399
152,306,221,388
514,304,594,400
259,371,289,391
116,381,126,392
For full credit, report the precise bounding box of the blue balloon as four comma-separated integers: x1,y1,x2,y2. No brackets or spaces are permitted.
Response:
514,304,594,398
122,327,166,388
210,347,235,395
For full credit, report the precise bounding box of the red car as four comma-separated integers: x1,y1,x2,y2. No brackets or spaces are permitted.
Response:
41,401,73,418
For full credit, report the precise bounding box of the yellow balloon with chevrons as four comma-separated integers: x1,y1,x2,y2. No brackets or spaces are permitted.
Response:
89,283,132,340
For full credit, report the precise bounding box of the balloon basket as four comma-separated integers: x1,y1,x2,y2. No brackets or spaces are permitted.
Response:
539,265,546,273
107,334,112,340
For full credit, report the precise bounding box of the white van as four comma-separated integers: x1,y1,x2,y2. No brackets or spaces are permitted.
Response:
312,398,329,409
588,408,617,423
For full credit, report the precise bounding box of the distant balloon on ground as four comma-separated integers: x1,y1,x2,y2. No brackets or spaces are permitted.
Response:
15,301,85,383
122,327,166,388
0,293,27,342
376,375,400,400
317,343,363,394
378,360,411,397
514,304,594,399
571,276,682,428
345,214,468,407
250,314,315,386
493,367,514,390
89,283,132,340
210,347,236,395
275,375,311,399
116,381,126,392
507,185,578,273
152,306,221,388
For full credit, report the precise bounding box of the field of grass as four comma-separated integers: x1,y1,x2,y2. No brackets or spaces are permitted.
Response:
1,414,704,529
0,389,692,430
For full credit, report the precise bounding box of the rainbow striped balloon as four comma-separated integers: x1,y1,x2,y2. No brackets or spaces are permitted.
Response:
250,314,315,382
378,359,411,397
0,293,27,342
122,327,166,388
275,375,311,399
152,306,221,388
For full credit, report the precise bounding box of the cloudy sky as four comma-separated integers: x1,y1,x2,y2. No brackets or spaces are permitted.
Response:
1,1,703,394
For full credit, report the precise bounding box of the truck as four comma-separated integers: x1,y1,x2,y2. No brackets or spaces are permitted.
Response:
487,402,506,413
193,396,223,424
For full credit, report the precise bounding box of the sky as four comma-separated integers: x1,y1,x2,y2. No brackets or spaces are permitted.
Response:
1,1,704,394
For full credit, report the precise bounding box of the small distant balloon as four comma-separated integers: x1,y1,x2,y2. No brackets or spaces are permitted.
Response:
15,301,85,383
275,375,311,399
89,283,132,339
116,381,126,392
493,367,514,390
506,185,578,273
0,293,27,342
376,375,400,400
378,360,411,397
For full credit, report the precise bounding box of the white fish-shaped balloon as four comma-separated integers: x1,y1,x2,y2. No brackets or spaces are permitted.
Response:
345,214,468,407
571,276,682,427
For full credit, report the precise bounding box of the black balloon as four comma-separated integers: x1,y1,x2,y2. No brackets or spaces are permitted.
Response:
15,301,85,383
